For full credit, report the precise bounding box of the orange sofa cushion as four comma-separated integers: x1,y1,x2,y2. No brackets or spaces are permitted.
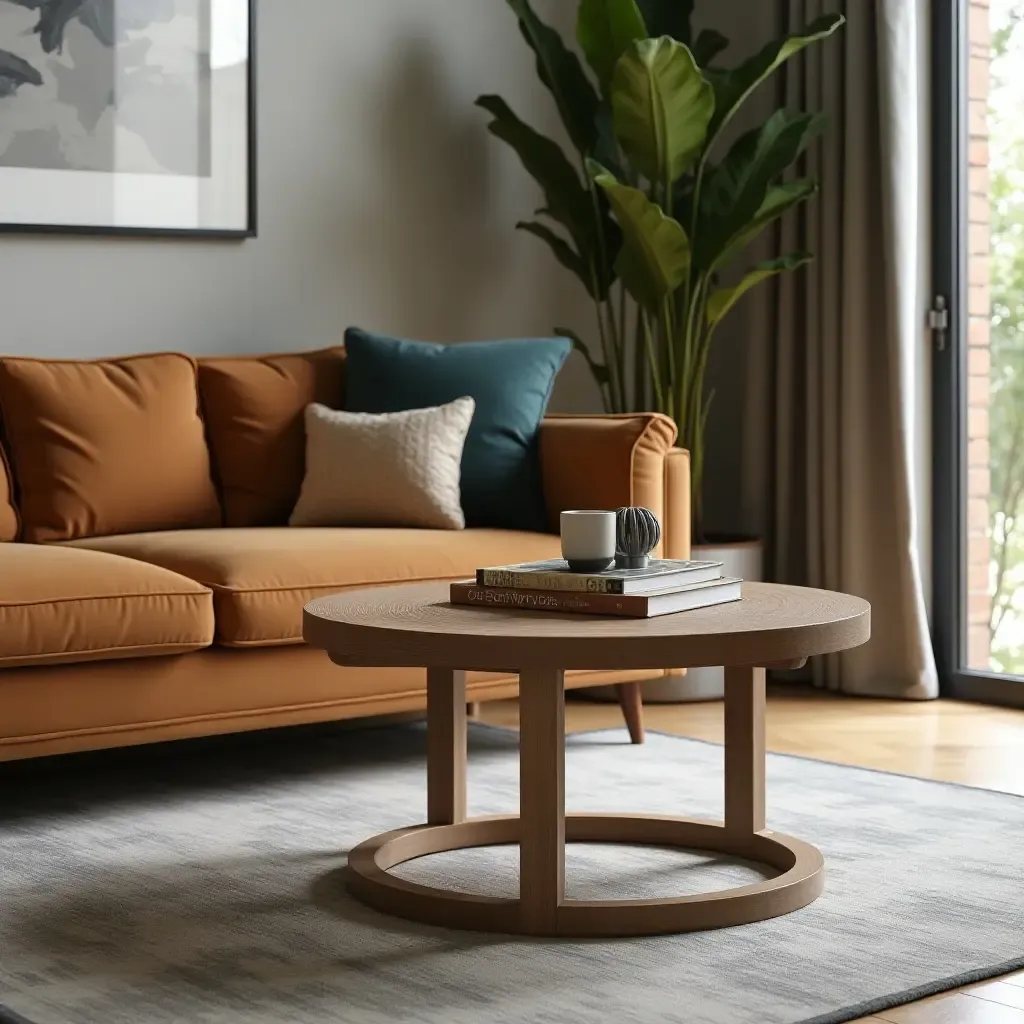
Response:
0,354,221,543
0,544,214,669
0,441,16,541
198,348,346,527
68,527,561,647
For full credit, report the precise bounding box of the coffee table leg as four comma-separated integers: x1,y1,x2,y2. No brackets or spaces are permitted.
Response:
427,668,467,825
724,666,766,835
518,668,565,933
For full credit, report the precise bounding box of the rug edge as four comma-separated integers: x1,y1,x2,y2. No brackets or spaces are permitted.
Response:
0,1002,38,1024
795,954,1024,1024
5,957,1023,1024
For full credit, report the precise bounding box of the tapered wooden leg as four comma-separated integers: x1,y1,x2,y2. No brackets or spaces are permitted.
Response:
466,702,481,720
616,682,645,744
518,668,565,933
724,666,766,835
427,668,467,825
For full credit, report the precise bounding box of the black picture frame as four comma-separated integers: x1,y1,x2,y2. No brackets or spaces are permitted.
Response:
0,0,257,239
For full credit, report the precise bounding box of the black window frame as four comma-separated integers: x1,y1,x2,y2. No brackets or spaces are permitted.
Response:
933,0,1024,707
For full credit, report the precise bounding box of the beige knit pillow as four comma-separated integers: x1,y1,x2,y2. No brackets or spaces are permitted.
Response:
289,398,475,529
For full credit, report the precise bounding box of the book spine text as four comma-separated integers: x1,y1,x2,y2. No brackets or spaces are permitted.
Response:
453,585,641,616
475,569,623,594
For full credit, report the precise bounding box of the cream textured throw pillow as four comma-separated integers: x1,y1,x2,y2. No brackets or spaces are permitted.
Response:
289,398,475,530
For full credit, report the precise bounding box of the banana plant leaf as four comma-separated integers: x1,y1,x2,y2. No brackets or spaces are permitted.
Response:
691,28,728,66
705,252,812,327
695,110,824,269
506,0,600,155
705,13,844,146
612,37,714,186
592,165,691,311
516,220,592,293
712,178,818,271
577,0,648,94
635,0,693,44
554,326,612,387
710,15,844,126
477,96,596,251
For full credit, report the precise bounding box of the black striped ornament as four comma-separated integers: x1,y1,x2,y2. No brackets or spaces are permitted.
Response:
614,506,661,569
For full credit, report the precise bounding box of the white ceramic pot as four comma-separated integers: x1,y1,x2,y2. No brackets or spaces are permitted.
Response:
584,536,764,705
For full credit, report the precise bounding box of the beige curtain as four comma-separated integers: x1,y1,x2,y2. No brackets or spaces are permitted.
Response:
772,0,938,697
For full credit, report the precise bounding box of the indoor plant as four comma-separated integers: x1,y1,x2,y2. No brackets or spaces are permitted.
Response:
477,0,843,542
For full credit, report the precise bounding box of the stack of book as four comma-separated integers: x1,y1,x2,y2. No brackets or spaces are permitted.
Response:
450,558,742,619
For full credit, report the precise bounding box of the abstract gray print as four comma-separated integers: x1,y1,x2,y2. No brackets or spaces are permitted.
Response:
0,0,211,177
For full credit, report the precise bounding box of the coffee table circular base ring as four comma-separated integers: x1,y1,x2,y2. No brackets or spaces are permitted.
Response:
346,813,824,938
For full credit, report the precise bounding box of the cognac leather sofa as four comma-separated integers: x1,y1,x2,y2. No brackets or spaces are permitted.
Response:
0,350,690,762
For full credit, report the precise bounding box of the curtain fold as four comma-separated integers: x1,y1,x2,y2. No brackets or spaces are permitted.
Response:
772,0,938,697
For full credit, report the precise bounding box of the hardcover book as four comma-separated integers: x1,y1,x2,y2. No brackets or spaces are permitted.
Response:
475,558,723,595
451,578,742,618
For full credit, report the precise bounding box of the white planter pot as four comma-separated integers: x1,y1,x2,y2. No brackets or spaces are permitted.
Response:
584,536,764,705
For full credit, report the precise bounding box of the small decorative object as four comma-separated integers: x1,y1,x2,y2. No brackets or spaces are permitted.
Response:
615,507,661,569
0,0,255,236
559,509,615,573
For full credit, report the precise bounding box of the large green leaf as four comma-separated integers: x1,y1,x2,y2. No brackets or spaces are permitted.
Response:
696,110,824,268
691,28,728,66
706,13,844,147
635,0,693,44
516,220,591,291
611,37,714,187
506,0,600,155
577,0,648,93
706,252,812,327
713,178,819,270
591,165,690,310
554,326,612,387
593,102,627,180
477,95,595,250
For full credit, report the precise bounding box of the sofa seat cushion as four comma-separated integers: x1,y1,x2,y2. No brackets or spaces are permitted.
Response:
0,545,214,669
66,528,562,647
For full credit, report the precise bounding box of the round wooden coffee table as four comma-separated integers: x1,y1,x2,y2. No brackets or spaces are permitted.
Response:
304,581,869,938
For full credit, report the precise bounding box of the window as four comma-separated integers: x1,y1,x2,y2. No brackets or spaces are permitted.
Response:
934,0,1024,705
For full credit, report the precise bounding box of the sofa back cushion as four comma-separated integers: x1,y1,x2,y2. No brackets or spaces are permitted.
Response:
198,348,346,526
0,353,221,543
0,440,17,541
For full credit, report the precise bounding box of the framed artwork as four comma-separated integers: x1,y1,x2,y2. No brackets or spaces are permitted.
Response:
0,0,255,237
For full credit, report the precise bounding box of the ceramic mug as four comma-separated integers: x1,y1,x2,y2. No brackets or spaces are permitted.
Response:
560,510,616,573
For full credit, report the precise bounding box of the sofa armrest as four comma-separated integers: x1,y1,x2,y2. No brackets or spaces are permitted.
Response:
538,414,689,558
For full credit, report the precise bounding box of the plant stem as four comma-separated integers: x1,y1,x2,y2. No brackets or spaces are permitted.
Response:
618,281,629,406
586,261,615,411
632,300,646,411
583,176,626,412
662,295,677,391
641,310,665,411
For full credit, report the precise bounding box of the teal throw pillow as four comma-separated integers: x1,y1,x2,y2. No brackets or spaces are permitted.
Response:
343,329,571,532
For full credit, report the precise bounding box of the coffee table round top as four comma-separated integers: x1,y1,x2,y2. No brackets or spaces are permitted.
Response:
304,581,870,672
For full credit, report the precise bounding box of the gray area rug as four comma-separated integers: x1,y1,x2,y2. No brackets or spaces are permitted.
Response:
1,723,1022,1024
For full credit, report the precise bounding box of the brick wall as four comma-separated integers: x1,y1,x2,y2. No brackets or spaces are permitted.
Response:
966,0,992,669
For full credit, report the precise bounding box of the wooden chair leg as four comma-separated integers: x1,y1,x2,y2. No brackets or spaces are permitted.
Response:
616,682,645,744
467,702,481,719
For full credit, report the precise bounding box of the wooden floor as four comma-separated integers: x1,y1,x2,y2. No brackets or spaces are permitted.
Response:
479,686,1024,1024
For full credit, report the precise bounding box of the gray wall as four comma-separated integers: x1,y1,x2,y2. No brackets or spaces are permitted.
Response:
0,0,779,532
0,0,602,410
